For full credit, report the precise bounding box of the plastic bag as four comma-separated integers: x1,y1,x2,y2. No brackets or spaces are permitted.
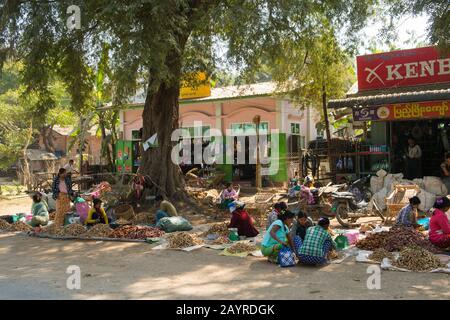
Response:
278,245,296,267
156,216,193,233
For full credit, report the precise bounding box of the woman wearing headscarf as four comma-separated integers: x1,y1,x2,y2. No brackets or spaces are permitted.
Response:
298,217,336,265
227,201,259,238
261,210,295,263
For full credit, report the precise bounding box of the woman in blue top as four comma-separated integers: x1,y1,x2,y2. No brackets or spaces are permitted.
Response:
261,210,295,263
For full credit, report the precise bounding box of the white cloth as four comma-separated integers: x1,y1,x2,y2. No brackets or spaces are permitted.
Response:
407,145,422,159
64,163,75,173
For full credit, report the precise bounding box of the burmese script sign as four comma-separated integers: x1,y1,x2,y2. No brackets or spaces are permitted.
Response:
353,101,450,122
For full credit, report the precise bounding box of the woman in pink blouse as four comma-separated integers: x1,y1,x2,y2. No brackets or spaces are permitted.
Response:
429,197,450,248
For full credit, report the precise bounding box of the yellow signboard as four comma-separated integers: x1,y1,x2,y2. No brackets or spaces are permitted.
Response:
179,72,211,100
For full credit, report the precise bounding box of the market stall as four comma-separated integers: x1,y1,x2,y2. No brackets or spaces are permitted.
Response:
328,46,450,181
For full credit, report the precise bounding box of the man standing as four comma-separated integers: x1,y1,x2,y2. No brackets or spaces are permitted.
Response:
63,159,78,177
405,137,422,180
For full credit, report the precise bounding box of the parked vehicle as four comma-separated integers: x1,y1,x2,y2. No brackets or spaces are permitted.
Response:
348,175,372,203
331,188,384,227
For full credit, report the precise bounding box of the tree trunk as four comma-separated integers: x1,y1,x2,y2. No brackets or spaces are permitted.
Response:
41,125,55,153
140,80,185,199
98,112,113,171
22,122,33,191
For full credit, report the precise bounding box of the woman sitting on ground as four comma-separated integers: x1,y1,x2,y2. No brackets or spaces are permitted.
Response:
85,198,109,226
154,195,178,222
297,217,337,265
30,192,49,229
261,210,295,263
219,183,238,209
228,201,259,238
429,197,450,249
289,210,314,243
395,196,421,228
267,202,287,229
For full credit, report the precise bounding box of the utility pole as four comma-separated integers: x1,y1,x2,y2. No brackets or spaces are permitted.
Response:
322,84,333,178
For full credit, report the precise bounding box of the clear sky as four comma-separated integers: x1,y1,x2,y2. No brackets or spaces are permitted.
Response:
357,13,429,55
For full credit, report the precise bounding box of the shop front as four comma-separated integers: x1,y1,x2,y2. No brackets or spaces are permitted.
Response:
328,46,450,181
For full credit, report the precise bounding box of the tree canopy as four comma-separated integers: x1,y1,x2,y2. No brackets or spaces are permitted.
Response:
0,0,448,195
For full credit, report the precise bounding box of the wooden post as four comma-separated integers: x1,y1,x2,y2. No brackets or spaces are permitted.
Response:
253,115,262,190
322,84,333,179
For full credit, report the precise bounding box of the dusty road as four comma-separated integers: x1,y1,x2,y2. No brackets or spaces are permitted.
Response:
1,197,449,300
0,231,449,300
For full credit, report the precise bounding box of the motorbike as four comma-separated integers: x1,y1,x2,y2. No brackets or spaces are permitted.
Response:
331,188,384,227
348,175,373,203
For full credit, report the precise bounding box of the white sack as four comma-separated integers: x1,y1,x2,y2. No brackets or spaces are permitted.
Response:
376,169,387,178
417,189,436,212
423,176,448,196
373,187,388,211
370,176,385,194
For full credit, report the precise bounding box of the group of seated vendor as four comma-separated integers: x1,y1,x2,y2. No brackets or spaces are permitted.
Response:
261,207,335,265
396,195,450,248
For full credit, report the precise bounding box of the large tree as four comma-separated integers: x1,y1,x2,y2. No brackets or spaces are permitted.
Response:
1,0,448,198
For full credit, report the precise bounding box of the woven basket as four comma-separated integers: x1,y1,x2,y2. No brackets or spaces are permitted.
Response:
385,185,420,220
114,204,135,221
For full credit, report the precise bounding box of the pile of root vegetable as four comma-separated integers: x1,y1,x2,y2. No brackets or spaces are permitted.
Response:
368,248,395,262
356,226,438,253
227,242,258,254
110,225,164,239
0,219,11,230
83,224,113,238
211,236,231,245
133,212,155,225
167,232,204,248
57,224,87,237
393,246,446,272
0,220,32,232
201,222,229,237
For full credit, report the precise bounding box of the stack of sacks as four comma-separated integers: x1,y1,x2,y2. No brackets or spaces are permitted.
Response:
422,176,448,196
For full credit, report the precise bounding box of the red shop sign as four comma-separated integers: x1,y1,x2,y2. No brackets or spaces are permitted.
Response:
357,46,450,91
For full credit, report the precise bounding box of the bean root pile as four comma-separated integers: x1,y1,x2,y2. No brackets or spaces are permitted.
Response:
110,225,164,239
393,246,445,272
201,222,229,237
368,248,395,262
167,232,204,248
227,242,258,254
84,224,113,238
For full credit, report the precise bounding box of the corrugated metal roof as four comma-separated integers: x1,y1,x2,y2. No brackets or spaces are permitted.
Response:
328,88,450,109
25,149,58,161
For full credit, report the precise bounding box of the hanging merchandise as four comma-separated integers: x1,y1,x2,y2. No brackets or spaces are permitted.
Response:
441,128,450,151
343,157,348,172
336,157,343,172
347,157,354,172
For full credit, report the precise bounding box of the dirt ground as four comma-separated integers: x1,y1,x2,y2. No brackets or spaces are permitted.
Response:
0,198,449,300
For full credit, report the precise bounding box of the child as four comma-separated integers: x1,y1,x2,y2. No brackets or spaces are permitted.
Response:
395,196,421,228
85,199,109,226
